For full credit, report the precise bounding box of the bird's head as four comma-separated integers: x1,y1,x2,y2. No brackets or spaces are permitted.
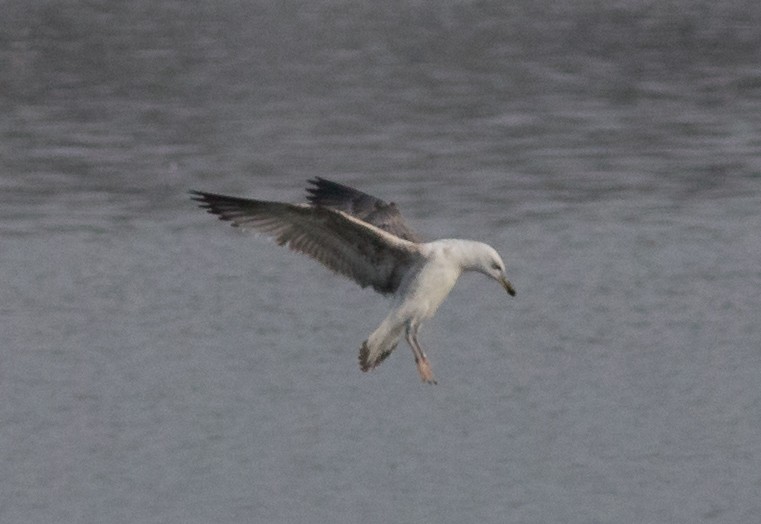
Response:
484,252,516,297
461,242,516,297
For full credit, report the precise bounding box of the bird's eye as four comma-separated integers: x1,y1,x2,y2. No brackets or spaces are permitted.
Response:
491,262,501,271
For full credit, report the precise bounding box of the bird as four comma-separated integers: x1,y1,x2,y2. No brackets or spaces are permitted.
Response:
190,178,515,384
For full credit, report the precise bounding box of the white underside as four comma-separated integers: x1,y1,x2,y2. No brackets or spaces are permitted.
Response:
361,241,464,366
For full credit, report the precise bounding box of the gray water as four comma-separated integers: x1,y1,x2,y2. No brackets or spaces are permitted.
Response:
2,2,761,523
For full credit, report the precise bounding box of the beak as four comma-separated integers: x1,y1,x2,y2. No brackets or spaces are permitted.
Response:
500,275,516,297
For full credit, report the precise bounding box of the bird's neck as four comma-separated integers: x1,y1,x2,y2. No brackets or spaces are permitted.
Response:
427,239,489,272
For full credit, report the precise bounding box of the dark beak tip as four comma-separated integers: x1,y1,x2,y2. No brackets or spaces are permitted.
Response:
501,278,516,297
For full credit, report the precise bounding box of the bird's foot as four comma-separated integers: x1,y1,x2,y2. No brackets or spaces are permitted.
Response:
415,356,437,385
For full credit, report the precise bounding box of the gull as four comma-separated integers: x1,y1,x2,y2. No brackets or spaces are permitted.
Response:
190,178,516,384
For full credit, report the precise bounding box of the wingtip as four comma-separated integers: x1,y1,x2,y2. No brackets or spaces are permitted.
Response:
189,189,210,203
305,177,353,206
188,191,239,226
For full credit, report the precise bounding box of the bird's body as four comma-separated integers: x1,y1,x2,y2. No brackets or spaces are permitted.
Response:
191,178,515,384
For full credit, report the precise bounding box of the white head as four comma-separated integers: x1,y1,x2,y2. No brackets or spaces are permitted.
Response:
457,241,516,297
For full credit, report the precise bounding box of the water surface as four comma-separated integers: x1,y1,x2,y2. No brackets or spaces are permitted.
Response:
2,2,761,523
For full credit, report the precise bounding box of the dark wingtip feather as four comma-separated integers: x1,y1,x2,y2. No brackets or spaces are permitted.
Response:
189,189,206,202
305,177,361,207
303,178,423,243
189,190,240,225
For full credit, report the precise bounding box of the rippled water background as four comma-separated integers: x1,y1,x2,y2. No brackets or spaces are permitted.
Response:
2,2,761,523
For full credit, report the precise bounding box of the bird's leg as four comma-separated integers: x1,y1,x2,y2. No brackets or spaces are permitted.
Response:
405,322,437,385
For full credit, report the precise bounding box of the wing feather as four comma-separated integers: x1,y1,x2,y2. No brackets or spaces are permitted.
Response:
305,177,423,242
190,190,422,294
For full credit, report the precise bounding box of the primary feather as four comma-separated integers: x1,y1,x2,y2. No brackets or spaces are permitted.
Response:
190,190,422,295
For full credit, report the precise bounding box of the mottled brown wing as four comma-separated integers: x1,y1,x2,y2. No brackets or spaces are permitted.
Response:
305,177,423,243
190,190,422,295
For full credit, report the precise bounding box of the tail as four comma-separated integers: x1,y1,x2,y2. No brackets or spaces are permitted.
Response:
358,320,404,372
359,341,397,371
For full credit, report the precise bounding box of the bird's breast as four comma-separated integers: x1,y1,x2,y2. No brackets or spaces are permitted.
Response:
398,260,461,320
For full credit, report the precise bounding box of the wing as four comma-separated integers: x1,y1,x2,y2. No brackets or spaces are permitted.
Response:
305,177,423,243
190,190,422,295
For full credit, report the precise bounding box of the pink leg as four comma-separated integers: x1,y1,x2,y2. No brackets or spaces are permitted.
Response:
405,326,437,385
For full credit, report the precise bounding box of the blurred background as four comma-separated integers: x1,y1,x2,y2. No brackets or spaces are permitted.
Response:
2,1,760,523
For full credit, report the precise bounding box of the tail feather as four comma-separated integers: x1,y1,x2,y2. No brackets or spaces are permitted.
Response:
358,318,405,372
359,340,397,372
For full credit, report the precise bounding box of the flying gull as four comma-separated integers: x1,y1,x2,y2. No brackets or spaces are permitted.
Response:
190,178,516,384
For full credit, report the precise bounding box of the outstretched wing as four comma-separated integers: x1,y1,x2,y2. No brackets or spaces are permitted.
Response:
190,191,422,295
305,177,423,242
